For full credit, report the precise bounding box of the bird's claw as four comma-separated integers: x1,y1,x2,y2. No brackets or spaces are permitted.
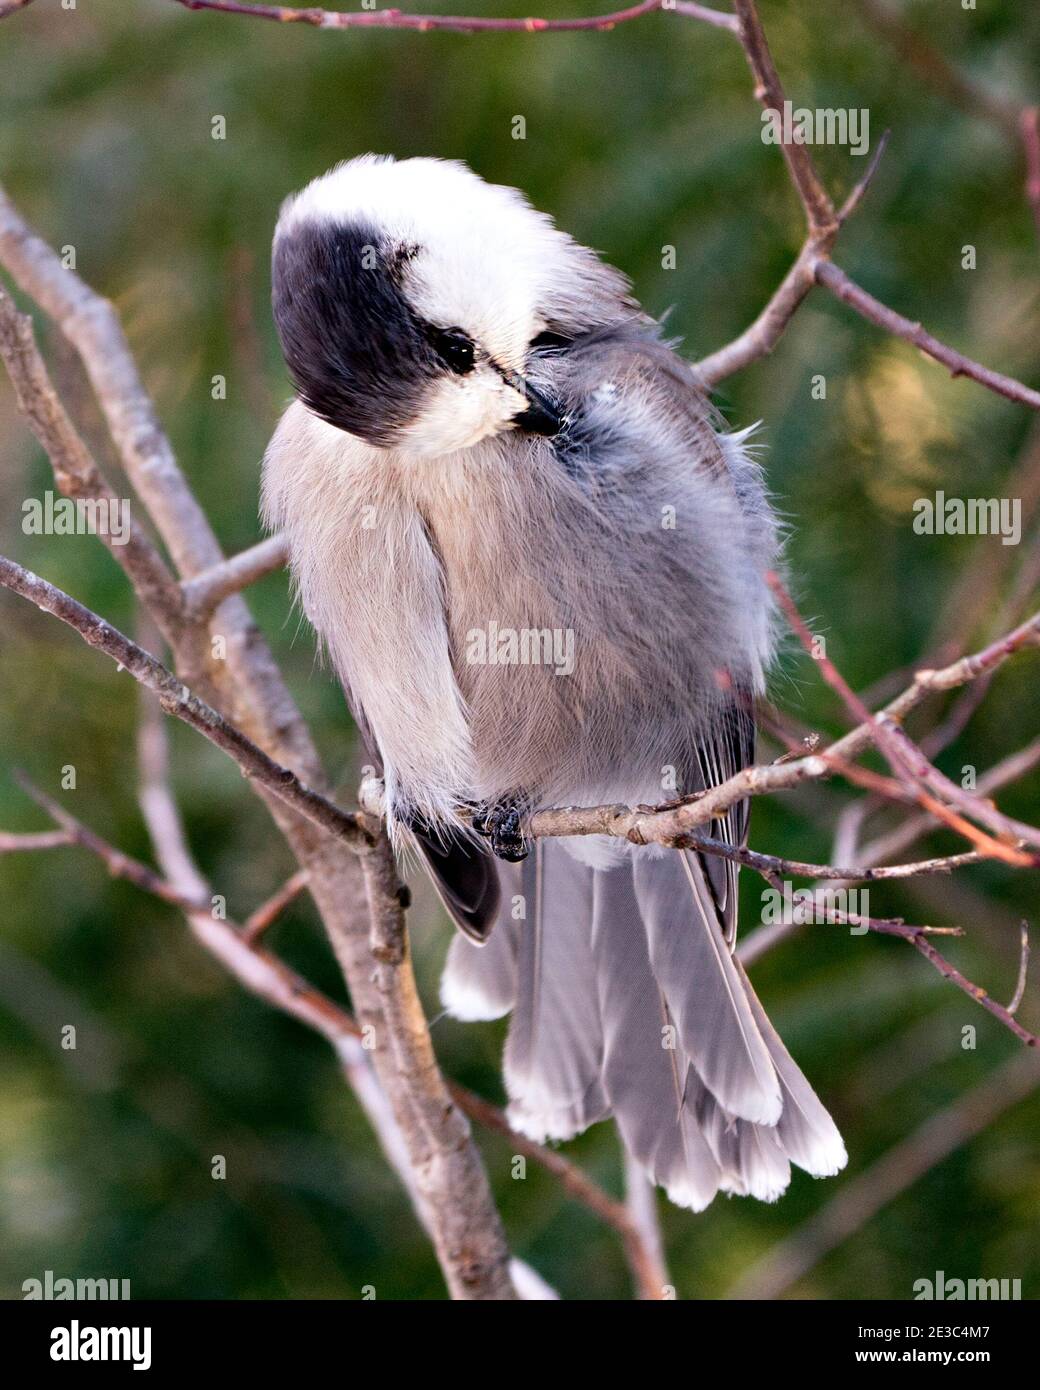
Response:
472,798,529,862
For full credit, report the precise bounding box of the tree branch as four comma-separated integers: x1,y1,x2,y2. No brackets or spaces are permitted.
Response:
171,0,677,34
0,288,187,645
738,736,1040,967
765,570,1040,863
814,260,1040,411
166,0,742,33
732,0,835,233
695,236,824,386
0,174,525,1298
242,868,309,942
152,0,1040,411
3,0,1037,1296
529,602,1040,850
697,175,1040,410
0,829,70,852
685,833,986,885
0,554,373,850
180,535,289,620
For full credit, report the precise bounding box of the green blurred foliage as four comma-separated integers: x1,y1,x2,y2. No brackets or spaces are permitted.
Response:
0,0,1037,1300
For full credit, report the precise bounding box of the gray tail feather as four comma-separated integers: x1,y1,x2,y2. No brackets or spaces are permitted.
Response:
501,842,610,1140
632,850,782,1125
737,958,846,1177
589,860,726,1211
440,841,845,1209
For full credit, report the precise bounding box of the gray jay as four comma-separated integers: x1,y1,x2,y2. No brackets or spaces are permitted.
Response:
263,154,846,1209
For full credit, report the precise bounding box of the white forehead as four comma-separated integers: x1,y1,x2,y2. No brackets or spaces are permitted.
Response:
275,156,579,368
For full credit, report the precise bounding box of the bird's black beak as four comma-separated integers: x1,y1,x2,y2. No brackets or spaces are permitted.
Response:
502,369,563,437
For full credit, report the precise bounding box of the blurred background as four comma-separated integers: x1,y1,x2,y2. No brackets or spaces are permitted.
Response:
0,0,1037,1300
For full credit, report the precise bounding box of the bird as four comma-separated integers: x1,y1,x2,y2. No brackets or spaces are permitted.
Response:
262,154,847,1210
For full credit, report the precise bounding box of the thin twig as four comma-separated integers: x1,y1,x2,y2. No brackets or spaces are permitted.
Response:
695,236,824,386
883,721,1040,855
528,603,1040,850
181,535,289,620
766,570,1040,866
1007,922,1031,1016
814,260,1040,411
0,829,71,852
14,775,211,912
454,1084,666,1299
671,1,737,32
905,931,1037,1049
242,868,310,943
170,0,743,35
687,832,986,884
171,0,675,34
739,737,1040,966
159,1,1040,413
731,0,835,232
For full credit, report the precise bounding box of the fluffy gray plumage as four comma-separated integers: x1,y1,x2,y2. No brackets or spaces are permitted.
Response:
263,154,847,1209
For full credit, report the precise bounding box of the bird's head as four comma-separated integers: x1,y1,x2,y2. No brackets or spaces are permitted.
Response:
271,155,635,455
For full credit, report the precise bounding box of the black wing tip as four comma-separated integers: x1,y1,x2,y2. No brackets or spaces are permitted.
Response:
415,830,500,943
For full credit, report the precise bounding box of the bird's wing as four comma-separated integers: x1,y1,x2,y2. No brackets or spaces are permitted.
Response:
502,841,610,1140
412,826,501,943
343,686,500,943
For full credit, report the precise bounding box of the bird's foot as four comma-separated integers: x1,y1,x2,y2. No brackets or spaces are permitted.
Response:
472,795,529,862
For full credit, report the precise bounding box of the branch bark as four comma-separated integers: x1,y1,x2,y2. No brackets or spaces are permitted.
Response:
814,260,1040,411
171,0,673,34
181,535,288,620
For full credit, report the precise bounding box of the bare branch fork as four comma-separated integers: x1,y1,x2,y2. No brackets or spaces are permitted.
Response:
181,534,288,621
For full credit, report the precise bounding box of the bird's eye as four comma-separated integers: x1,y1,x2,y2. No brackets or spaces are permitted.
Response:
430,327,476,375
